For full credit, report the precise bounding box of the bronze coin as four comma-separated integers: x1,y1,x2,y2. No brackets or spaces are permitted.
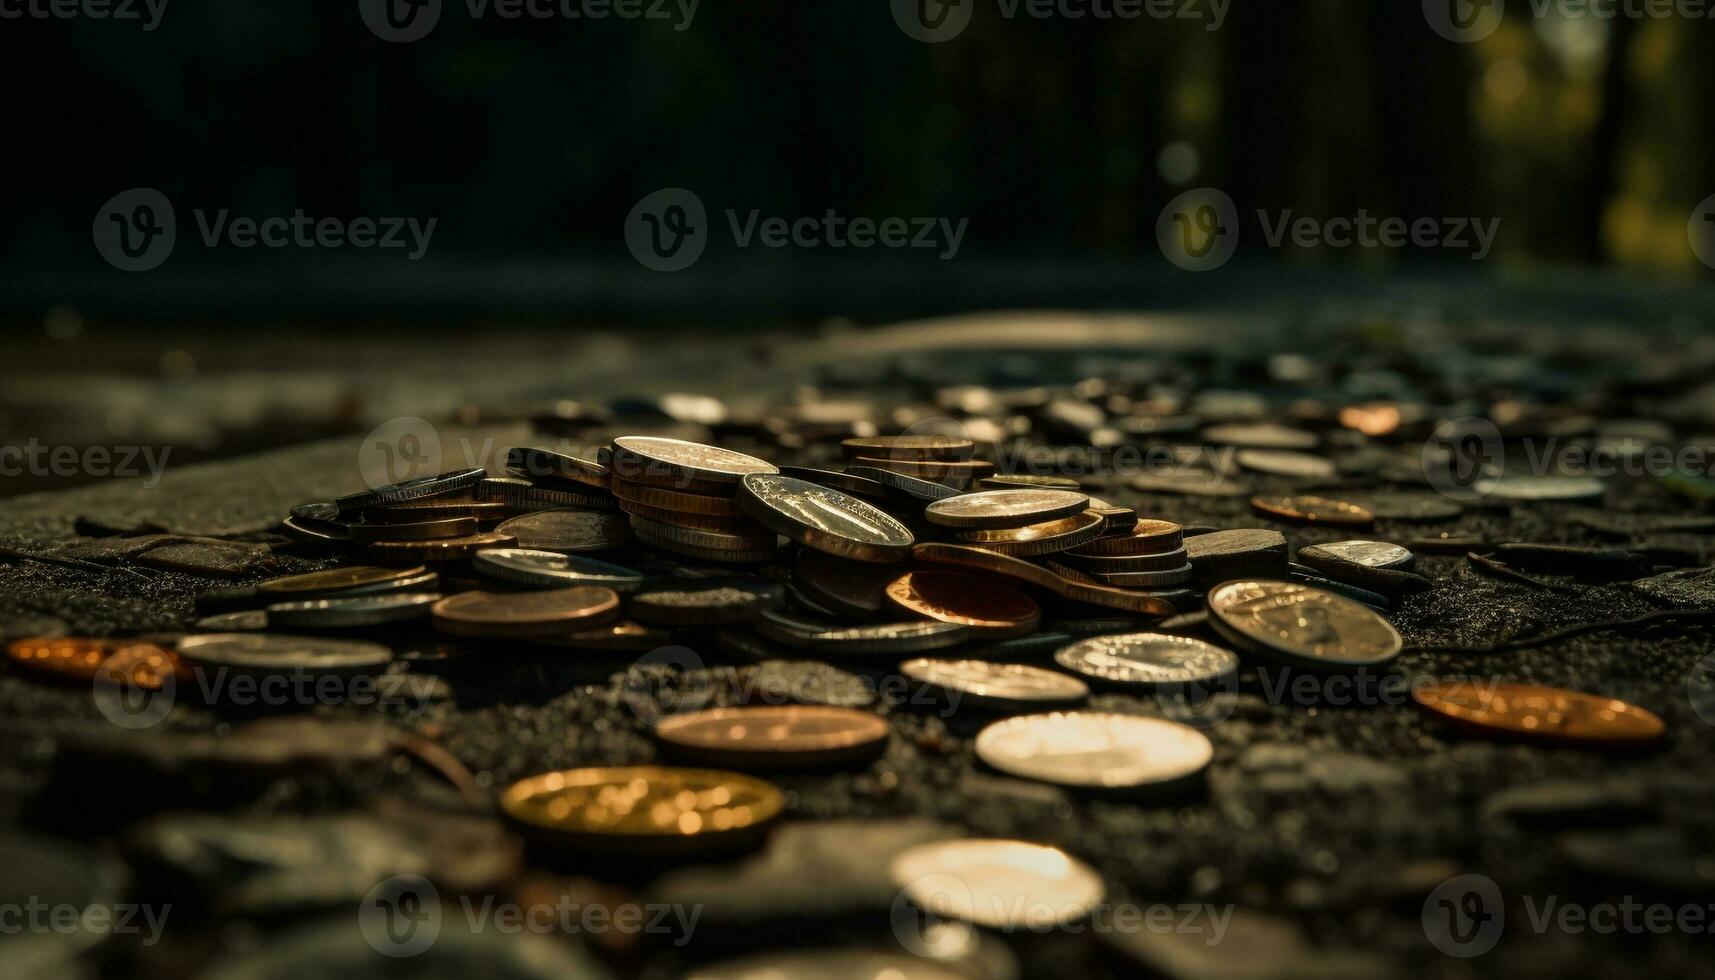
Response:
500,766,783,856
1250,495,1375,526
430,587,621,638
4,637,180,686
925,489,1091,530
98,643,192,691
1069,519,1184,557
955,510,1105,557
369,532,518,562
885,570,1042,638
911,543,1177,617
610,477,743,516
347,515,480,543
1413,681,1665,747
257,565,433,597
654,706,889,770
839,435,975,462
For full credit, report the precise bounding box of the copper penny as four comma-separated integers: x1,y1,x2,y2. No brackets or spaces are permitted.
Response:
430,587,620,638
1413,681,1665,747
885,570,1041,638
654,705,889,770
1250,495,1375,526
500,765,783,856
4,637,169,685
955,510,1105,557
98,644,192,691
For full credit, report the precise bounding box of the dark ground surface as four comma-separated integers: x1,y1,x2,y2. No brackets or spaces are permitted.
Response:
3,311,1715,979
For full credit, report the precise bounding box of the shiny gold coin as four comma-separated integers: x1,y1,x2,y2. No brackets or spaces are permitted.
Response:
431,587,620,638
369,531,517,562
610,477,743,516
885,570,1041,638
1208,580,1401,669
257,565,431,596
499,765,784,855
654,706,889,770
955,510,1105,557
1068,519,1184,557
839,435,975,461
1249,495,1374,526
1413,681,1665,747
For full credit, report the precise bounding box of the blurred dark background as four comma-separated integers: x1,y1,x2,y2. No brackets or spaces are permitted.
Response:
2,1,1714,326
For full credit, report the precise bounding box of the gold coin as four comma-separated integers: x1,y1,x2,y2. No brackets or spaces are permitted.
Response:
98,643,191,691
839,435,975,461
431,587,620,638
369,532,517,562
610,477,742,516
257,565,430,596
1413,681,1665,747
1068,519,1183,557
885,570,1041,637
1249,495,1375,526
924,488,1090,530
955,510,1105,557
1208,580,1401,668
654,706,889,770
610,437,776,490
499,765,783,855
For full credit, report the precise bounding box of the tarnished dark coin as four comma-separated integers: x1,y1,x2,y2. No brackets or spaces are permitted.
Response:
736,474,914,562
347,515,479,543
369,531,517,562
1298,540,1415,572
617,497,763,534
257,566,435,598
473,549,646,592
980,473,1082,491
807,620,970,656
628,578,783,627
911,543,1177,617
627,514,778,553
494,509,630,552
844,466,963,502
955,510,1104,557
899,658,1089,712
505,446,612,491
1053,561,1193,589
776,466,894,503
362,499,511,523
430,588,621,638
848,457,994,485
839,435,975,461
925,488,1090,529
1208,579,1402,669
282,514,352,543
176,633,393,675
610,436,776,489
792,549,900,619
1250,495,1374,526
630,523,779,564
885,570,1041,638
196,610,269,632
335,467,488,512
975,711,1213,792
1084,496,1139,534
1059,547,1191,574
479,477,618,512
500,766,783,856
1414,681,1665,747
290,502,341,522
266,593,440,629
1054,633,1239,687
654,706,889,770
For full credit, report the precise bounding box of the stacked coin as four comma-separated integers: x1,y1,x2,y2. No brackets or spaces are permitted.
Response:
839,434,992,490
607,437,784,563
1051,517,1192,587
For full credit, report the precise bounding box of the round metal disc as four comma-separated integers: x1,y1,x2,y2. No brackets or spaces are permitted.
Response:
889,838,1105,929
924,489,1091,529
1053,633,1239,687
737,474,914,562
1207,579,1402,669
974,711,1213,791
176,633,393,675
472,549,645,592
899,659,1089,712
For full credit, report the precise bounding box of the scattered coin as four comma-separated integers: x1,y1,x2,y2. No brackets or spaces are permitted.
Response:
1130,471,1249,498
1053,633,1239,687
1071,519,1184,557
1413,681,1665,747
610,437,777,490
494,509,630,552
1203,422,1318,450
955,510,1105,557
257,565,437,598
911,543,1178,617
845,466,964,502
886,570,1041,638
346,515,479,543
499,766,783,856
369,531,518,562
430,588,621,638
362,499,511,523
839,435,975,461
974,711,1213,792
1185,528,1289,583
6,637,177,686
176,633,393,676
899,658,1089,712
1298,540,1416,573
266,593,441,629
808,620,970,656
736,474,914,562
1208,580,1402,669
196,610,269,632
611,477,744,516
472,549,646,592
505,446,612,491
1487,474,1606,502
1353,493,1464,521
628,579,783,627
1250,495,1375,526
1234,449,1337,480
655,706,889,770
890,838,1104,929
924,488,1090,529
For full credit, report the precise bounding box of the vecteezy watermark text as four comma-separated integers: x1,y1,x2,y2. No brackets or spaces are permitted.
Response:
0,0,167,29
891,0,1228,43
1424,874,1715,957
0,441,171,488
360,0,697,43
0,899,171,946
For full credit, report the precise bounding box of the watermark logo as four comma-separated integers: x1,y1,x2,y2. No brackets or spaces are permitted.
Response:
91,659,176,731
1423,874,1504,957
359,416,444,490
1689,653,1715,727
0,0,168,29
93,188,175,273
626,188,708,272
891,0,974,42
620,645,714,724
1424,0,1504,42
0,441,172,488
891,872,978,957
360,0,442,42
0,898,171,946
1157,188,1239,272
1691,193,1715,271
625,188,970,272
361,875,442,957
1421,416,1502,500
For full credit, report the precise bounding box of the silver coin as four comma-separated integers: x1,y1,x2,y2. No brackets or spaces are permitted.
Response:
473,548,645,592
196,610,270,632
974,711,1213,791
176,633,393,675
899,658,1089,712
924,489,1091,530
334,467,487,512
265,593,441,629
889,838,1105,930
494,509,629,552
611,436,777,485
1208,580,1402,669
1234,450,1336,480
736,474,914,562
1487,474,1606,501
845,466,963,502
1081,563,1194,588
1297,540,1415,571
1202,422,1318,450
808,621,969,656
1053,633,1239,687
